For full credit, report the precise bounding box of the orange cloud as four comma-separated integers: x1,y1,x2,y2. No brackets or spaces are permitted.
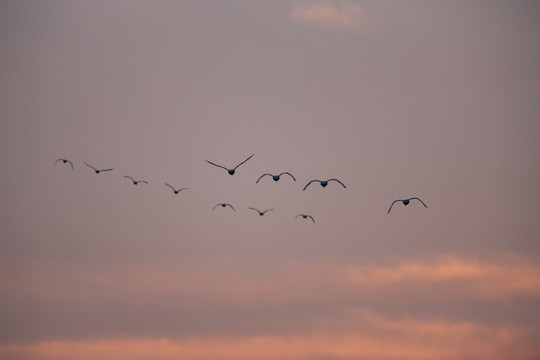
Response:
1,311,538,360
344,254,540,299
290,1,364,30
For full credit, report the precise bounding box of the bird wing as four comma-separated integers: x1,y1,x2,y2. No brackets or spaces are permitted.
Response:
212,204,221,211
84,162,97,171
67,160,74,169
261,209,274,214
387,200,401,214
54,159,63,164
100,168,114,172
165,183,177,191
411,197,428,208
178,187,189,192
248,207,260,214
280,172,296,181
295,214,302,219
307,215,315,223
226,204,236,211
124,176,135,181
303,180,319,191
232,153,254,170
205,160,230,171
140,180,148,184
328,179,347,188
256,174,272,183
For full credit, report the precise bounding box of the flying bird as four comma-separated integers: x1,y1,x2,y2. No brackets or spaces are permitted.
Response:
212,203,236,212
84,162,113,174
295,214,315,223
256,172,296,183
165,183,189,194
249,207,273,216
123,176,148,185
205,154,254,175
303,179,346,191
54,158,74,170
387,197,428,214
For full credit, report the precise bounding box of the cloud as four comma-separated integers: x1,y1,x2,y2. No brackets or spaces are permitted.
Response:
1,310,538,360
290,1,364,30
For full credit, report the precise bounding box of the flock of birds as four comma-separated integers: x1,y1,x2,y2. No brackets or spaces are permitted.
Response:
55,154,428,222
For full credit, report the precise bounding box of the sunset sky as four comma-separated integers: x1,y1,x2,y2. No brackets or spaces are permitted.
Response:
1,1,540,359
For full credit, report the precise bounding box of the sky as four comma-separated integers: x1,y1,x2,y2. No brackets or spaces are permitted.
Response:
1,1,540,359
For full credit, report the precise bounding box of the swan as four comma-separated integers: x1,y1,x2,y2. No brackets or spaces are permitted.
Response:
205,154,254,175
256,172,296,183
387,197,428,213
303,179,346,191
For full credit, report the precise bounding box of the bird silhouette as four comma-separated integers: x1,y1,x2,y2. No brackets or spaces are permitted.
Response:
84,162,113,174
165,183,189,194
256,172,296,183
205,154,254,175
123,176,148,185
387,197,428,213
295,214,315,223
212,203,236,212
303,179,346,191
249,207,273,216
54,158,74,170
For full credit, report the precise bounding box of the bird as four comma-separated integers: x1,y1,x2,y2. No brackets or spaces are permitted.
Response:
387,197,428,213
212,203,236,212
303,179,346,191
256,172,296,183
84,162,113,174
205,154,254,175
249,207,273,216
165,183,189,194
295,214,315,223
54,158,74,170
123,176,148,185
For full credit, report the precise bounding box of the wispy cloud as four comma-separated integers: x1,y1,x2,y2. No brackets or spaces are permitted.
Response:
290,1,365,31
1,311,538,360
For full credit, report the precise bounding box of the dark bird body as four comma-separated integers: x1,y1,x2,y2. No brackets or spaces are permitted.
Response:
249,207,273,216
205,154,254,175
256,172,296,183
124,176,148,185
165,183,189,194
54,158,74,170
303,179,346,191
387,197,428,213
212,203,236,212
84,162,113,174
295,214,315,223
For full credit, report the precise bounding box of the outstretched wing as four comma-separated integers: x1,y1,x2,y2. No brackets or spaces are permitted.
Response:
232,153,254,170
212,204,221,211
387,200,401,214
328,179,347,188
295,214,302,219
226,203,236,211
411,197,428,208
84,162,97,171
124,176,135,182
139,180,148,184
256,174,272,183
303,180,320,191
248,207,260,214
54,159,63,164
261,209,274,215
306,215,315,223
100,168,114,172
280,172,296,181
165,183,177,192
67,160,74,169
205,159,230,171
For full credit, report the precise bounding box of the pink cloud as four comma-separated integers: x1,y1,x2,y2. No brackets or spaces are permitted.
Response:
1,311,538,360
290,1,364,30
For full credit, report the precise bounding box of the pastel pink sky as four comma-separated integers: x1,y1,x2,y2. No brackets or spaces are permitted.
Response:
1,1,540,359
